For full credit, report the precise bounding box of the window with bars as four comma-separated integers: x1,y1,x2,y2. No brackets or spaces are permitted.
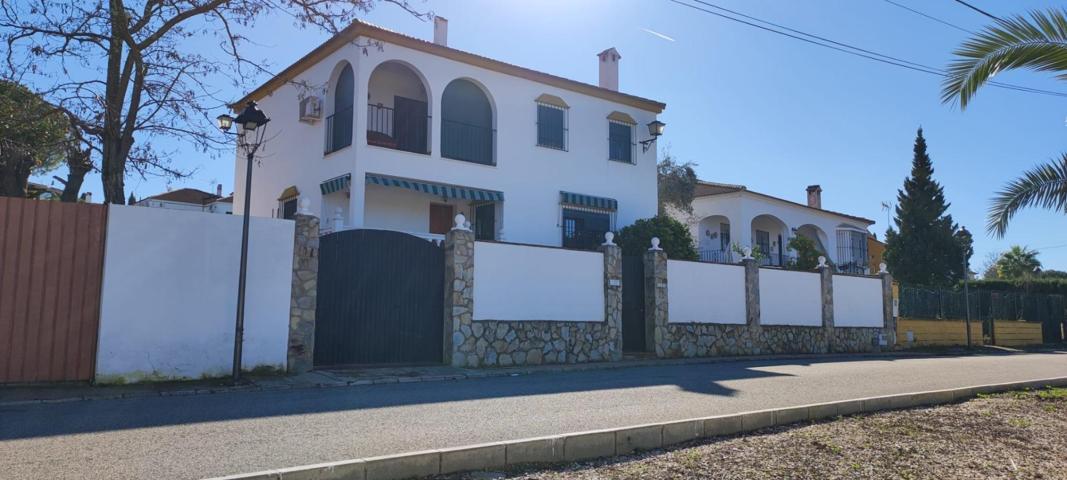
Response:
561,208,613,250
536,103,567,151
608,120,634,163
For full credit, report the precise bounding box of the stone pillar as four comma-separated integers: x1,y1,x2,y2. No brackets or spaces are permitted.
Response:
643,237,668,356
742,250,760,327
443,214,475,367
288,202,319,374
879,263,896,347
818,256,835,352
600,233,623,361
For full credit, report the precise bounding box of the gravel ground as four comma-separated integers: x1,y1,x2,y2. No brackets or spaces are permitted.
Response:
440,388,1067,480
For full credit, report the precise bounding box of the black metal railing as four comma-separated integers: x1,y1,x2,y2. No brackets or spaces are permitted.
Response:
442,119,495,165
366,104,430,154
834,262,869,275
758,252,796,268
608,135,633,163
325,106,353,154
699,249,734,264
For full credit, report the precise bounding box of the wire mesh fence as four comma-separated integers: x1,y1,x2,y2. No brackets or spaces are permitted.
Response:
898,285,1065,325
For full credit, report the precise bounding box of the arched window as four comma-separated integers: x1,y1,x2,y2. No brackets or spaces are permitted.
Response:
326,64,354,153
441,79,494,165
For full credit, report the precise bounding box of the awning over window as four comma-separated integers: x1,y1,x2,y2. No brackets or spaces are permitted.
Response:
320,174,351,195
365,174,504,202
560,191,617,211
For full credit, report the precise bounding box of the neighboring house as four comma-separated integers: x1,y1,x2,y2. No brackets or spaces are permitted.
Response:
26,181,62,200
675,182,876,274
231,18,665,248
136,186,234,214
868,234,886,272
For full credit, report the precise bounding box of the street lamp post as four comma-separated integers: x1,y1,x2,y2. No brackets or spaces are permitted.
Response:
216,101,270,384
960,226,973,349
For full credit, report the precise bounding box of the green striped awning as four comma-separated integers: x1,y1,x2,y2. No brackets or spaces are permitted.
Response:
365,174,504,202
560,191,617,211
320,174,351,195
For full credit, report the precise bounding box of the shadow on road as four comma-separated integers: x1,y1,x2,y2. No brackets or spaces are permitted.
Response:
1,350,1063,441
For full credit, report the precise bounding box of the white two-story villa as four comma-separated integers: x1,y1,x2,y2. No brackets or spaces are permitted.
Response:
231,18,665,249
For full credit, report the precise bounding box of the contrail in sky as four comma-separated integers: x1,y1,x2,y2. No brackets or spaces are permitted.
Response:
641,28,676,42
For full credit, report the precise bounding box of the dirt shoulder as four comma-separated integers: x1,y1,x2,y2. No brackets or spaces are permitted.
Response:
439,387,1067,480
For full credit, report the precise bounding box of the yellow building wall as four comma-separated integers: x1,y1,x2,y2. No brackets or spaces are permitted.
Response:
993,320,1043,347
868,236,886,270
897,318,982,347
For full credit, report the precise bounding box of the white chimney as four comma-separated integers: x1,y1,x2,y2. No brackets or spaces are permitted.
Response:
216,184,223,196
434,17,448,46
598,48,621,91
806,185,823,209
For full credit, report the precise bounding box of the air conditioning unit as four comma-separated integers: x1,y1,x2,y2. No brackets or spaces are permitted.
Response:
299,96,322,123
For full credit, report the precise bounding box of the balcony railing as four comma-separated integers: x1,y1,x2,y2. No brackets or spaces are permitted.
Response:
759,252,796,268
834,262,869,275
325,106,353,154
366,104,430,155
442,119,495,165
699,249,735,264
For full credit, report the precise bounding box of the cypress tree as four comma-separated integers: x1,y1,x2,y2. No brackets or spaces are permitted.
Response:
884,128,970,286
127,192,136,205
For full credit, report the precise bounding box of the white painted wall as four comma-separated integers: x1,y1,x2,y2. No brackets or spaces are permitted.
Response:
472,241,604,322
832,275,884,327
759,268,822,326
96,205,294,383
235,30,660,246
667,260,746,324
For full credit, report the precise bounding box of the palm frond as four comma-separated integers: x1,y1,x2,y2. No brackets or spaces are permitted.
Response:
942,8,1067,109
987,154,1067,238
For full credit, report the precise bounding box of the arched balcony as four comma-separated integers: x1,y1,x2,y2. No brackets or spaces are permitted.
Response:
751,214,790,267
696,215,733,263
325,63,354,154
366,61,431,154
441,78,495,165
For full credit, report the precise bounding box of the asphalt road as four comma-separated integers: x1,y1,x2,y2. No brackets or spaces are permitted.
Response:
2,352,1066,479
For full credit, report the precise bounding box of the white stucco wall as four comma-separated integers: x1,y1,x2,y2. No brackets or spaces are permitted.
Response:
832,275,884,327
472,241,604,322
667,260,746,324
95,205,294,383
235,32,660,247
758,268,822,326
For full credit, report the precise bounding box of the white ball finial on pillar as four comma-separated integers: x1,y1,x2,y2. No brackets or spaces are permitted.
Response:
742,247,753,260
649,237,662,251
452,213,470,231
602,231,616,246
817,256,827,268
298,197,311,215
879,262,888,274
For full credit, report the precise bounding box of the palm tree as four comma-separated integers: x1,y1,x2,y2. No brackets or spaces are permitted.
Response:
994,245,1042,279
942,8,1067,237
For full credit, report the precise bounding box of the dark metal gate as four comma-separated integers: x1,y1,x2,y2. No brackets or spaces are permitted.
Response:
621,255,647,352
314,229,444,366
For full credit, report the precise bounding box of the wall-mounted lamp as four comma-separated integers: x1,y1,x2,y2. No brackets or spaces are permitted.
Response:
639,120,666,153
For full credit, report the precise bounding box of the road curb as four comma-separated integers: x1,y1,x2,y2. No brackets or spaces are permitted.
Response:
207,376,1067,480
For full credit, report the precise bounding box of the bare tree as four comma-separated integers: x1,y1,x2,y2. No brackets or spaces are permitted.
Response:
1,0,428,203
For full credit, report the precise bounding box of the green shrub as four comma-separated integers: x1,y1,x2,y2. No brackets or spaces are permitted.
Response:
787,235,824,271
962,278,1067,296
616,215,698,260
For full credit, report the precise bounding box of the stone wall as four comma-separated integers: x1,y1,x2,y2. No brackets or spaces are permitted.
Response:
287,211,319,374
444,218,623,368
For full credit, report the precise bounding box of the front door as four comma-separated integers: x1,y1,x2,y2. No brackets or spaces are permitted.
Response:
429,203,454,234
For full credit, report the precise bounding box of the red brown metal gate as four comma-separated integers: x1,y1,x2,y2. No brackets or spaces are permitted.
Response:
0,196,107,383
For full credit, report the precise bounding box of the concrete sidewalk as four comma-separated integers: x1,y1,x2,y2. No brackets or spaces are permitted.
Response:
0,347,1008,406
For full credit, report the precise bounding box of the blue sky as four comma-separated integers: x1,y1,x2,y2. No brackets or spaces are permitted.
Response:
33,0,1067,270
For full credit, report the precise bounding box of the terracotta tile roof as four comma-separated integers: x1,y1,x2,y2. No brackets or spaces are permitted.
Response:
234,20,665,113
693,180,875,225
141,188,221,206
